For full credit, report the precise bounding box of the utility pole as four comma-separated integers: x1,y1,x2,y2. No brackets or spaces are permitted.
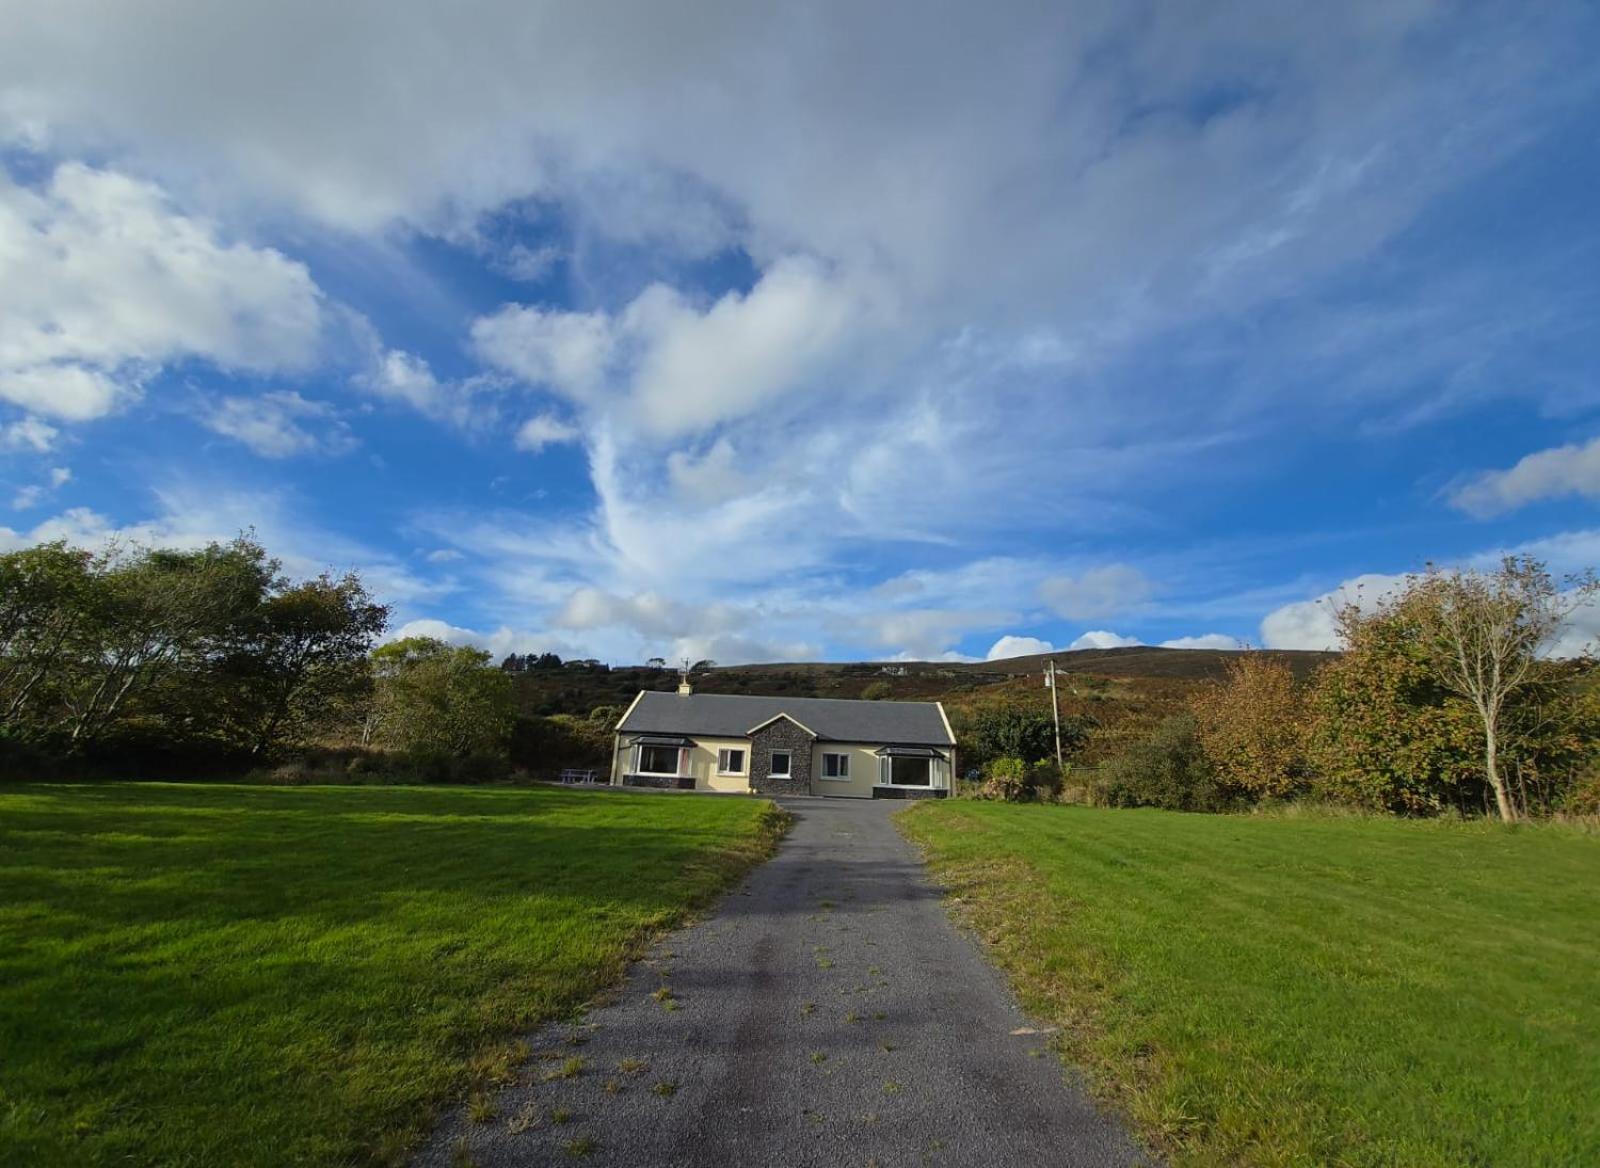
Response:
1046,658,1064,772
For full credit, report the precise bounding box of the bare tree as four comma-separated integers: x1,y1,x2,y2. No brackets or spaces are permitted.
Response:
1416,556,1598,822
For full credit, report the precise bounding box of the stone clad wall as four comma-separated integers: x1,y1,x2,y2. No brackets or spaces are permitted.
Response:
748,718,814,796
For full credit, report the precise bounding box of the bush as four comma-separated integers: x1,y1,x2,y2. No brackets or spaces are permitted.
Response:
1190,653,1309,801
979,756,1030,802
860,681,893,701
1564,768,1600,817
1090,714,1228,812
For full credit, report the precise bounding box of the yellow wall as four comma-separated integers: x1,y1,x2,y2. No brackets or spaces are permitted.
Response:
809,742,881,798
682,737,754,792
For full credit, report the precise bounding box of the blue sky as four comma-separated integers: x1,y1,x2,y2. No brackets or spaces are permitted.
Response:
2,2,1599,663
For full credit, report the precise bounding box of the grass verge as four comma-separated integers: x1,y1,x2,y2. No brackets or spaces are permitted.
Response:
899,801,1599,1167
0,782,786,1166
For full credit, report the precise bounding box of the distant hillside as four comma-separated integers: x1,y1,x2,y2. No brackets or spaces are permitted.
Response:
508,645,1337,720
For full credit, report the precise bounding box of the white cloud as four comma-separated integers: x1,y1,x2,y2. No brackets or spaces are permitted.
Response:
1039,564,1154,620
0,365,123,422
0,484,450,619
666,439,748,505
474,256,873,440
10,465,71,511
1159,633,1246,650
1068,630,1143,650
0,417,59,452
1450,436,1600,517
356,348,444,411
496,242,561,283
986,634,1054,660
0,163,324,423
470,308,614,403
200,391,353,458
1259,572,1407,650
514,413,580,453
423,548,464,564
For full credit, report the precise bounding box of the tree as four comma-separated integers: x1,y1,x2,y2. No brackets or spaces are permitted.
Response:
1308,593,1484,814
962,706,1059,766
216,572,389,756
1190,653,1308,800
369,637,514,757
645,657,667,670
690,659,717,672
1411,557,1599,821
61,539,275,748
0,542,98,727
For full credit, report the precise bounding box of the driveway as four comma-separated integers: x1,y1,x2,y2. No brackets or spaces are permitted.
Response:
415,797,1148,1167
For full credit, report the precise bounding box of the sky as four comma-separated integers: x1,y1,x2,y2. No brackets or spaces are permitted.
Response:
2,1,1599,665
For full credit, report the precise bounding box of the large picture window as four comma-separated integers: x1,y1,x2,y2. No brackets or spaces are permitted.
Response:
822,752,850,780
637,744,680,775
769,750,792,777
717,748,746,775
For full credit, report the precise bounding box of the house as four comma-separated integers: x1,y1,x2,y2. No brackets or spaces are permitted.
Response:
610,686,956,798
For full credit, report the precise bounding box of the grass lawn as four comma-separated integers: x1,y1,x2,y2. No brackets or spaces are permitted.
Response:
900,802,1600,1168
0,782,784,1167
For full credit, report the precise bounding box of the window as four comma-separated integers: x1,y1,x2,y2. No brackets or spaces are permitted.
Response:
769,750,792,777
637,744,680,775
717,748,746,775
821,752,850,780
888,756,932,786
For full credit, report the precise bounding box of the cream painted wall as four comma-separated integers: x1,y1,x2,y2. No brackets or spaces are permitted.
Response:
809,742,881,798
683,737,755,792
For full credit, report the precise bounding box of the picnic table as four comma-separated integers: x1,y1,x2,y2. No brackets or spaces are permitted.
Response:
558,768,599,785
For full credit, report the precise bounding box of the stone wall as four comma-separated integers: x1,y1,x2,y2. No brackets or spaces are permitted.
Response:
748,718,815,796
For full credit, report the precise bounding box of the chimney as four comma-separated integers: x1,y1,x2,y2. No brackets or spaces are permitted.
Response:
677,658,693,696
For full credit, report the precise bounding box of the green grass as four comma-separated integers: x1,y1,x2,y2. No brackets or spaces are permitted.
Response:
900,802,1600,1168
0,782,784,1167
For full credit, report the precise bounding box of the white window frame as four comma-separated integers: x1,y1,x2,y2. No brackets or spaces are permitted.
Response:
635,743,682,776
874,753,944,789
717,747,747,776
821,752,851,781
769,749,792,777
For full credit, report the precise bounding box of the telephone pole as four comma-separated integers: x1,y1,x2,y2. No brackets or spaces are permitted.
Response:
1046,659,1064,771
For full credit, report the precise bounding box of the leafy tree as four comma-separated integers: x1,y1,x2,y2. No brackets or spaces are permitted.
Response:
645,657,667,670
60,539,276,748
690,659,717,672
961,705,1070,766
1190,653,1308,800
369,637,514,757
1410,557,1599,821
0,542,98,726
1308,592,1492,814
216,573,389,756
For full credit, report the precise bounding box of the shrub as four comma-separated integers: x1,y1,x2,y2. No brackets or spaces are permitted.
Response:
1564,767,1600,817
860,681,893,701
1090,714,1227,812
978,756,1029,802
1190,653,1308,801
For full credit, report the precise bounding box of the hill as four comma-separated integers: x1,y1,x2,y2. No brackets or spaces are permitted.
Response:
507,646,1338,768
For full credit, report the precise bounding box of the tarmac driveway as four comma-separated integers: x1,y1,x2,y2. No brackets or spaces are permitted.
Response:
415,796,1148,1167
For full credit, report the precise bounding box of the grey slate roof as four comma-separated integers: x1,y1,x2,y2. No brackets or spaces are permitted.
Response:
618,690,953,746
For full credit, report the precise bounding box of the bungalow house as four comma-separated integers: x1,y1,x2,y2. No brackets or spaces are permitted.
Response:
611,687,956,798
